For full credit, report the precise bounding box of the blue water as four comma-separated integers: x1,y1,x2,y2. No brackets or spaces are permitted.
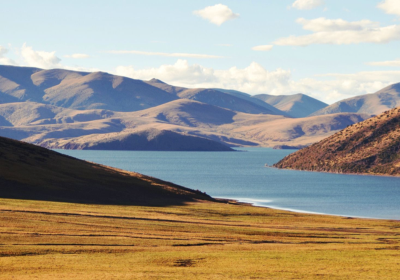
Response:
57,148,400,220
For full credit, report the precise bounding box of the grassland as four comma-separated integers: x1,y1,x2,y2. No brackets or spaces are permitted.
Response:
1,198,399,279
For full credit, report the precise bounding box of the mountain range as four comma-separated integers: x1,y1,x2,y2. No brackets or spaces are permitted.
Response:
1,64,399,150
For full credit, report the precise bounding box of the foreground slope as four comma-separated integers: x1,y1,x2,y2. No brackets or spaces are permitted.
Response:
274,107,400,176
253,93,328,118
0,136,212,205
311,82,400,116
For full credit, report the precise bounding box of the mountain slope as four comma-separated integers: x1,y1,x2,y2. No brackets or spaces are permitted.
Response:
222,112,369,146
253,93,328,118
146,79,288,116
0,65,178,111
311,83,400,116
274,107,400,176
0,99,369,149
0,136,212,205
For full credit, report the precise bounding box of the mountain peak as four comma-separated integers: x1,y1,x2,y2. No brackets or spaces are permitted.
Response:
148,78,166,84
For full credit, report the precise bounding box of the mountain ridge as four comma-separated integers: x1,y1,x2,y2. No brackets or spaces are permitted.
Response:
311,83,400,117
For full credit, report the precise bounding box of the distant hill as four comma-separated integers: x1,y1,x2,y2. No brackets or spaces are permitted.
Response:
0,99,369,149
311,83,400,117
0,136,213,205
253,93,328,118
38,128,234,151
147,79,288,116
274,107,400,176
0,102,116,126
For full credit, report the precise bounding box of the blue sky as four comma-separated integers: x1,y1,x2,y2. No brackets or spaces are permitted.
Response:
1,0,400,103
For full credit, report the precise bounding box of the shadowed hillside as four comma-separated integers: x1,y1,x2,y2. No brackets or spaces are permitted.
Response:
0,136,213,205
274,106,400,176
38,128,234,151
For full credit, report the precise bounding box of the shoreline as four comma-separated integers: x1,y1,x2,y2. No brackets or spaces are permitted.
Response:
269,165,400,179
215,197,400,221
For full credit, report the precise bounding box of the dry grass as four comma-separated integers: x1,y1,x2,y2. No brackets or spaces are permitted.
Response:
0,198,399,279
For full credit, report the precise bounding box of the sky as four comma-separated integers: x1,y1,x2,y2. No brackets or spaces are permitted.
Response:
1,0,400,104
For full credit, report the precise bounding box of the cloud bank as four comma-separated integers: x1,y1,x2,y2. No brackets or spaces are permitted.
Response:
193,4,239,26
115,59,400,103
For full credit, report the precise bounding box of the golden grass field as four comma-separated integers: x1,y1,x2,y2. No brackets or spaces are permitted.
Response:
1,198,399,279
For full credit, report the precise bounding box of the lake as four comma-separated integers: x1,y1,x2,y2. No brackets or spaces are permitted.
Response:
57,148,400,220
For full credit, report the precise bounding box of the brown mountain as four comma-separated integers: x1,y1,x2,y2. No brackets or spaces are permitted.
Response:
311,83,400,117
0,65,178,111
253,93,328,118
0,135,212,205
0,99,368,149
146,79,288,116
274,106,400,176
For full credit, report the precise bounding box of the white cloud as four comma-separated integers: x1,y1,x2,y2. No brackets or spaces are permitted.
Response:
252,45,273,51
20,43,61,68
378,0,400,16
297,18,379,32
114,60,400,103
367,59,400,67
115,59,218,85
0,44,100,72
292,0,324,10
64,53,90,59
193,4,239,26
115,60,291,94
106,49,224,59
274,18,400,46
0,45,16,65
0,46,7,56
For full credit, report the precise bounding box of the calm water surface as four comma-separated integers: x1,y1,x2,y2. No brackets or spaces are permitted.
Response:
57,148,400,220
